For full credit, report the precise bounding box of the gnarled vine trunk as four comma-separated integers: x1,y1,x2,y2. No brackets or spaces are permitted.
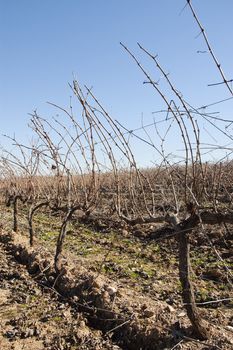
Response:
28,201,49,246
178,217,208,340
54,206,79,273
13,196,19,232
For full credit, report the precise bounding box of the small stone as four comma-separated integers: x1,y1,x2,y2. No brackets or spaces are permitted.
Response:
226,325,233,333
144,309,154,318
166,304,175,313
79,320,86,328
177,311,186,317
122,229,129,236
106,286,117,295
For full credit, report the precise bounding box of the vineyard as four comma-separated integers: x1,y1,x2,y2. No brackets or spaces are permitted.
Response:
1,1,233,350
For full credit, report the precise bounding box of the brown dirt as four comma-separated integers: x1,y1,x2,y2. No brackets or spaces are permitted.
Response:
0,237,122,350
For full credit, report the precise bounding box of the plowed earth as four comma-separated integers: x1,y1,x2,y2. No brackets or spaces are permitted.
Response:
0,239,121,350
0,206,233,349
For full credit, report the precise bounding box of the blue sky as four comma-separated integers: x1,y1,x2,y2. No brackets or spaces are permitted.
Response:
1,0,233,165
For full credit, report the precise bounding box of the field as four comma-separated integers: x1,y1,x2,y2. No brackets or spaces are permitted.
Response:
0,174,232,350
1,3,233,347
1,82,233,349
1,77,233,348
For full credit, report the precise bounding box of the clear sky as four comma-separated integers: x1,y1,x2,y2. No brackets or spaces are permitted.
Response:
1,0,233,166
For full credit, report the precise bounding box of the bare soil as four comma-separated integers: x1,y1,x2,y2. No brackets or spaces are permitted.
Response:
0,237,121,350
